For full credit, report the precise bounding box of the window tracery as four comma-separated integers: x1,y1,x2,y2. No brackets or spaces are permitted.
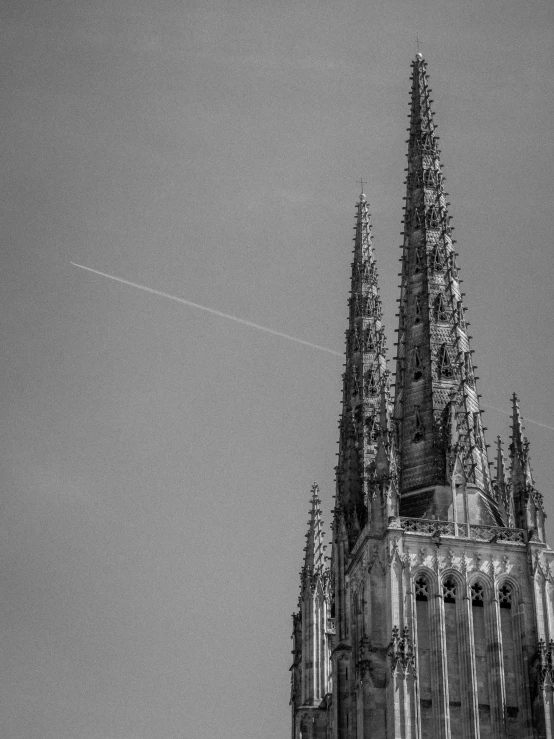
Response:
471,582,484,607
443,577,456,603
415,576,429,601
499,583,513,609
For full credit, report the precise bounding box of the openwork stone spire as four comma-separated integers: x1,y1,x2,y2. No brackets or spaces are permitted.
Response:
393,54,495,520
336,191,390,544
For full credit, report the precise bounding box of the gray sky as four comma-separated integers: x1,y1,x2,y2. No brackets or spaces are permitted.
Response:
1,1,553,737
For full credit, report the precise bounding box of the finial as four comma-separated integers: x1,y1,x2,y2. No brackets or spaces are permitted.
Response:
415,34,423,60
358,178,367,201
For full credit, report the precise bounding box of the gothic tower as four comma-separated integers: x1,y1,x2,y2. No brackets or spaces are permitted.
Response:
291,54,554,739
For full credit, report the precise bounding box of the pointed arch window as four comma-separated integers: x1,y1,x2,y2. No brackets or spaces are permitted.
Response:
456,301,465,327
434,292,448,322
499,583,513,609
443,577,456,604
366,369,378,396
464,352,474,387
426,205,441,229
431,244,445,271
353,294,361,317
365,328,375,352
398,308,405,330
413,208,423,230
414,296,422,324
413,347,423,381
366,414,379,443
438,344,454,379
414,248,422,274
399,366,405,389
351,327,360,352
421,132,436,152
413,406,424,443
471,582,484,607
415,576,429,601
473,412,483,449
423,168,438,188
351,367,360,396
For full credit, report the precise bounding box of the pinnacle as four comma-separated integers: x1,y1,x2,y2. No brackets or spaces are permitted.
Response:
302,483,326,579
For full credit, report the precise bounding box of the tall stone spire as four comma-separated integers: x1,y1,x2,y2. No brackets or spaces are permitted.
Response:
336,190,391,546
393,54,499,523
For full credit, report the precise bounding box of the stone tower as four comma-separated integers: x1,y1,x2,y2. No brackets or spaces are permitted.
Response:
290,55,554,739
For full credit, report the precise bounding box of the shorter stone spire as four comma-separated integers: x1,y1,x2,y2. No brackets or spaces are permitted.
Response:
509,393,545,539
336,190,390,547
302,483,326,581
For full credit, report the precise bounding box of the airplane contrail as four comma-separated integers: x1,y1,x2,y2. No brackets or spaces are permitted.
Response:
71,262,554,433
70,262,343,357
482,404,554,433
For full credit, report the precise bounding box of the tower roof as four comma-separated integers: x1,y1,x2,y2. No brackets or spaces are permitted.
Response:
393,56,498,521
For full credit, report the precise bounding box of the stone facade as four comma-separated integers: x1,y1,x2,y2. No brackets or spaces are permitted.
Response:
290,55,553,739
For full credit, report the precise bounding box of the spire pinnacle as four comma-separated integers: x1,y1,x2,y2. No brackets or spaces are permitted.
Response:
302,483,326,578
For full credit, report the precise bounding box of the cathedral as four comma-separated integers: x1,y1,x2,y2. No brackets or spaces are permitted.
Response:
290,55,554,739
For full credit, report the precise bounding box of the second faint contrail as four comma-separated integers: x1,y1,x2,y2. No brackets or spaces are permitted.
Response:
70,262,343,357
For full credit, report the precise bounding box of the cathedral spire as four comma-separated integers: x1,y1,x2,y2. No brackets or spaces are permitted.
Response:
393,55,498,522
336,190,390,545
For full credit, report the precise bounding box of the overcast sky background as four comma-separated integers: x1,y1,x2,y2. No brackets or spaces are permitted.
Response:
1,1,553,737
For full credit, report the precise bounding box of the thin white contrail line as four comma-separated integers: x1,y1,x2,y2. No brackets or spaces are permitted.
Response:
70,262,343,357
70,263,554,432
482,404,554,432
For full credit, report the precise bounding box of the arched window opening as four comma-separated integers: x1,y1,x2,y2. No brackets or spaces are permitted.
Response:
499,584,513,609
413,347,423,382
443,578,456,604
439,344,454,379
456,301,465,327
414,248,422,274
473,412,483,449
464,352,474,387
413,407,424,443
471,582,484,607
423,168,437,187
426,205,440,229
351,367,360,397
366,369,378,396
366,415,379,443
431,244,445,271
434,292,448,322
415,576,429,601
414,296,422,324
365,328,375,352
